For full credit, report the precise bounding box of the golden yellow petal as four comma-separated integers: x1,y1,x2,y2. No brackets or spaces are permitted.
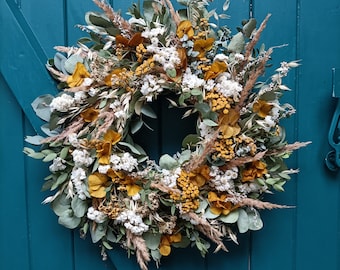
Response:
126,184,141,196
169,233,182,243
210,206,222,215
159,244,171,256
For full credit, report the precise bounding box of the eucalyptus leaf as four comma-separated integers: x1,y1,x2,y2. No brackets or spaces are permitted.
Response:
172,236,190,248
25,135,45,145
202,119,218,127
64,54,84,74
143,232,161,250
182,134,200,148
90,224,107,243
71,196,88,218
203,208,220,219
131,119,144,134
159,154,178,170
166,68,177,78
31,94,54,122
118,142,142,155
242,18,257,38
219,210,239,224
42,152,58,162
58,209,81,229
52,194,71,216
237,209,249,233
141,104,157,119
227,32,245,53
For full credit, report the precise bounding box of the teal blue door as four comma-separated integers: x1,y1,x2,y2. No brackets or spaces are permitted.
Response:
1,0,340,269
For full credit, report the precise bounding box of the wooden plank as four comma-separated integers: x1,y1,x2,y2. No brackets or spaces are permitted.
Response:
0,0,58,133
249,0,299,269
0,74,31,270
295,0,340,269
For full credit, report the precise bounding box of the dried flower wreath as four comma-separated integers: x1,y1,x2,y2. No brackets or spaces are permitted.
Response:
24,0,309,269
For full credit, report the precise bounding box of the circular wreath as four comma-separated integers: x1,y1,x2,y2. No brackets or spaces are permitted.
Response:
24,0,309,269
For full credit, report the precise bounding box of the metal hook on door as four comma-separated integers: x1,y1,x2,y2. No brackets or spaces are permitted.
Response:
325,68,340,171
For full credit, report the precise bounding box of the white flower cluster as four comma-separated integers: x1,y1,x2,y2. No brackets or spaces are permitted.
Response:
49,93,74,112
87,206,107,223
110,152,138,172
68,133,79,147
160,167,181,188
209,166,238,192
141,26,166,39
109,100,125,119
215,76,243,101
72,149,94,167
115,210,149,235
140,74,164,102
198,121,215,140
73,91,87,104
146,42,181,71
49,157,66,172
182,68,205,91
71,167,87,200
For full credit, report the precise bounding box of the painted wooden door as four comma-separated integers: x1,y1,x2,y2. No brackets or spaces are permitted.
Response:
1,0,339,270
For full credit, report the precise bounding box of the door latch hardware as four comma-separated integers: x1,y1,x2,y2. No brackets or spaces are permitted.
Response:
325,68,340,171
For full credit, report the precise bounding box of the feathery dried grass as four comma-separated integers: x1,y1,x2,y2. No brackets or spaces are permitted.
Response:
93,0,132,37
126,230,150,270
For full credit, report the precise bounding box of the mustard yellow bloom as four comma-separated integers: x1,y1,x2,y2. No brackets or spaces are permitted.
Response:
80,107,99,122
104,68,124,86
88,172,109,198
176,20,194,39
159,233,182,256
208,191,238,216
219,109,241,139
121,175,141,196
116,32,143,47
66,62,90,87
253,100,273,118
193,37,214,59
204,60,227,80
96,130,121,164
242,160,268,182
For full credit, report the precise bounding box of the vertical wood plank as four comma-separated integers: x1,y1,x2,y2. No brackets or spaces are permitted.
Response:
249,1,299,269
0,75,31,270
296,0,340,269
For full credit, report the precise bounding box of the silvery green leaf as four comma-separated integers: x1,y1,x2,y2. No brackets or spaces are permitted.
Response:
31,94,54,122
243,18,257,38
143,232,161,250
248,209,263,231
54,53,67,73
71,196,88,218
203,119,218,127
131,119,143,134
41,123,60,137
237,209,249,233
166,68,177,78
64,54,84,74
151,249,162,261
223,0,230,11
118,142,142,155
52,194,71,216
58,209,81,229
219,210,239,224
195,199,208,214
90,223,106,243
159,154,178,170
25,135,45,145
227,32,245,53
191,88,202,96
178,149,191,164
203,208,220,219
42,152,57,162
141,104,157,119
